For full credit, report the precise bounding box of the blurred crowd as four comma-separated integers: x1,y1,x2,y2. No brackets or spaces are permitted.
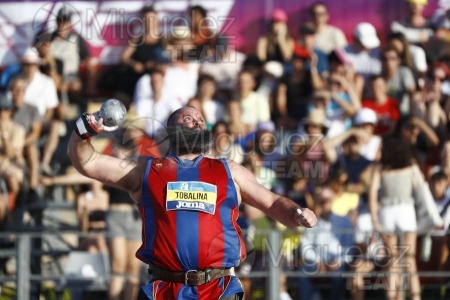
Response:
1,0,450,299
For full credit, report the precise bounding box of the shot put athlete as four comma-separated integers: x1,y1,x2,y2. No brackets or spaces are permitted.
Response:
68,103,317,300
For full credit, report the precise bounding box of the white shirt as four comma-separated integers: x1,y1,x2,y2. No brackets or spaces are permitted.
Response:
134,62,199,106
200,51,246,91
359,135,381,161
240,92,270,127
202,99,224,125
314,25,348,55
24,70,58,117
340,45,381,77
135,95,181,136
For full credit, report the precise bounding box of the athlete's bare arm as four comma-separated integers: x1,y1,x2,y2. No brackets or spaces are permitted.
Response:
68,131,145,202
228,160,317,228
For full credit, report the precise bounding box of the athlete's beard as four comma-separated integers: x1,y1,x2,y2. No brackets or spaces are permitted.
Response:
166,126,214,155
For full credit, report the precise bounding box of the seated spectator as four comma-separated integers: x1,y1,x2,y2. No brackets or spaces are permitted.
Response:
309,2,347,55
199,36,246,101
328,167,359,223
324,108,382,162
429,171,450,236
208,121,244,164
390,0,433,46
226,99,250,142
118,4,167,97
237,70,271,131
188,5,216,60
298,186,355,300
381,46,416,116
134,68,180,137
338,22,381,80
296,22,330,77
50,6,94,100
20,47,58,122
362,76,400,136
0,93,25,211
256,8,294,63
387,31,428,75
192,75,224,129
134,27,199,106
10,77,42,189
276,46,320,129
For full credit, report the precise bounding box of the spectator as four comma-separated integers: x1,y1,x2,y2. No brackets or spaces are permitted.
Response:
134,26,199,106
199,36,246,101
381,46,416,116
237,70,271,131
256,8,294,63
134,68,180,137
10,77,42,190
328,167,359,223
309,2,348,55
429,171,450,236
391,0,433,46
362,76,400,136
50,6,94,99
188,5,216,60
298,186,355,300
208,121,244,164
296,22,330,77
192,75,224,129
276,45,321,129
0,93,25,212
226,99,250,141
387,31,428,75
105,141,142,300
368,137,422,300
119,4,167,97
338,22,381,79
20,47,58,122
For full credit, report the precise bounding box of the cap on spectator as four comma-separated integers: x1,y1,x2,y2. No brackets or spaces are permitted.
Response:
354,22,380,49
21,47,44,65
264,61,284,78
299,22,316,35
272,8,288,22
0,93,13,110
56,6,73,22
354,108,377,125
256,121,276,132
293,44,311,59
305,109,328,127
405,0,428,4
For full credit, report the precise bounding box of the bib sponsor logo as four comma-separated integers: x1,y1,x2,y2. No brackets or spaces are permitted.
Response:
166,181,217,214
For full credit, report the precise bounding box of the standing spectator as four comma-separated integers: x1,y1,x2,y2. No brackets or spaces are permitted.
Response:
10,77,42,190
381,47,416,116
391,0,433,46
237,70,271,131
338,22,381,79
119,4,167,97
256,8,294,63
362,76,400,136
368,137,422,300
105,142,142,300
309,2,348,55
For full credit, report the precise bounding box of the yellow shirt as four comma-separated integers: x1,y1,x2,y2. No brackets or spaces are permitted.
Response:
331,192,359,217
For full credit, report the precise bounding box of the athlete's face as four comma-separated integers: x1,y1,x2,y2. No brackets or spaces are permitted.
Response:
174,107,207,130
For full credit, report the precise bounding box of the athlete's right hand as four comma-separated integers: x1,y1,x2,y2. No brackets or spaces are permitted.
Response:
75,111,116,140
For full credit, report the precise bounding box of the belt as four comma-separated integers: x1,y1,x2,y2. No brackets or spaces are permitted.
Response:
148,266,234,285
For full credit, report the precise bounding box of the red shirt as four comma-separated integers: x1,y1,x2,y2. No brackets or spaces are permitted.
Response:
362,97,400,136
